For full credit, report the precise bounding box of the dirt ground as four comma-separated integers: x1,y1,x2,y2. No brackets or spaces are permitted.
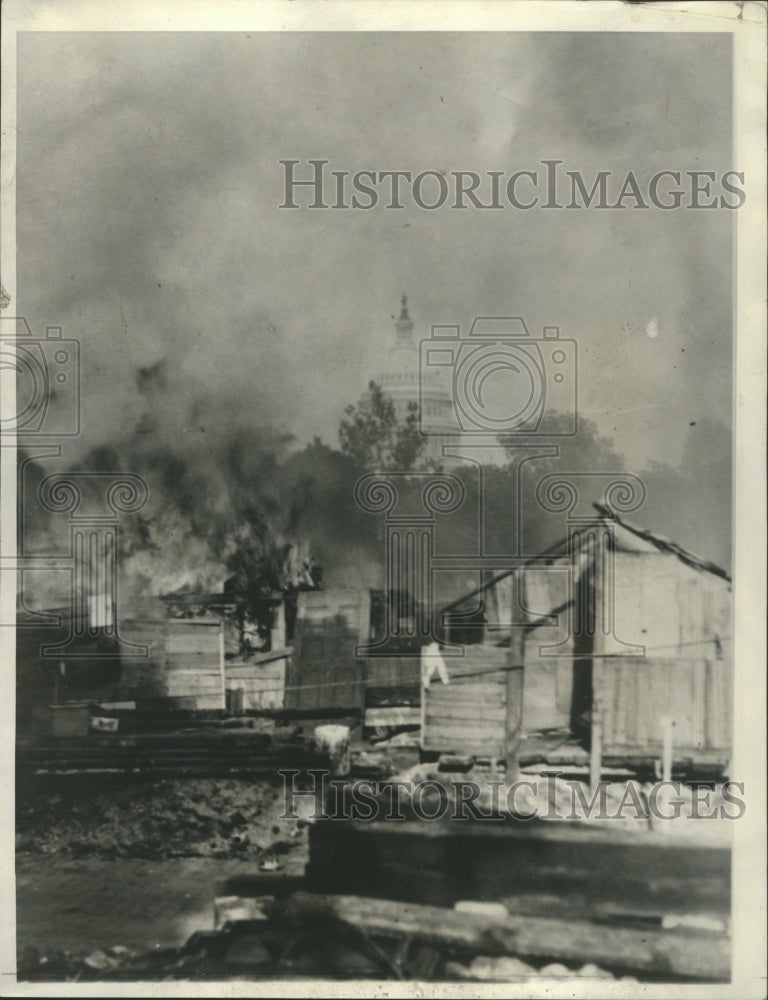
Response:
15,855,268,959
14,774,309,969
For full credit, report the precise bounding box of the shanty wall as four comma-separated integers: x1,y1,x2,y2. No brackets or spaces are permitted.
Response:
287,589,425,721
421,645,508,757
285,589,369,711
594,552,732,760
120,618,225,710
520,562,575,731
16,610,123,727
421,548,732,765
363,656,421,729
225,651,288,710
421,561,574,756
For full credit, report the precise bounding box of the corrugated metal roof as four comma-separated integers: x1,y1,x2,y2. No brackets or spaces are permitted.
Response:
592,503,731,582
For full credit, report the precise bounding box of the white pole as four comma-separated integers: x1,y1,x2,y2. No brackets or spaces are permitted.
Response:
661,717,675,782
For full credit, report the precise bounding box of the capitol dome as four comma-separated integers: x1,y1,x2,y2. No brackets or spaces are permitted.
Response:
376,295,459,465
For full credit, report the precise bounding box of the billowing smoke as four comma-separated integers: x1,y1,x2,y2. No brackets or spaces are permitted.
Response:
15,31,733,607
101,360,359,605
18,355,384,618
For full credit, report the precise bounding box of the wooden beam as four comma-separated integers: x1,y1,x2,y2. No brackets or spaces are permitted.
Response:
590,659,603,792
264,892,730,981
504,572,526,780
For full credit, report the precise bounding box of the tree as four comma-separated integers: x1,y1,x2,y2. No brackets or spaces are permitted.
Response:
338,380,438,472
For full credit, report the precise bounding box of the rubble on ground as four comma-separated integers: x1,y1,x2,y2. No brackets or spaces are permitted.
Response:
16,776,307,862
16,930,641,983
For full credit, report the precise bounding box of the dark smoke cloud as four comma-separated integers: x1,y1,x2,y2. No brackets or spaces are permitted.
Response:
15,31,733,586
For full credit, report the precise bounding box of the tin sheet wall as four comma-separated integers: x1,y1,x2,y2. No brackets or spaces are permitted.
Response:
521,562,575,732
595,552,732,758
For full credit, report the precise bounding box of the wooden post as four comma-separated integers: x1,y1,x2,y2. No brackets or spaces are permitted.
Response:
590,660,602,792
218,623,226,712
504,571,525,781
661,717,675,782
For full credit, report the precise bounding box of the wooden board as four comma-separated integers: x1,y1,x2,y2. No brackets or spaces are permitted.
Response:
365,706,421,728
119,618,225,708
422,646,508,755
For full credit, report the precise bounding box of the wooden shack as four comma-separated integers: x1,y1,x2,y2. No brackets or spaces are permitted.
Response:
423,510,732,772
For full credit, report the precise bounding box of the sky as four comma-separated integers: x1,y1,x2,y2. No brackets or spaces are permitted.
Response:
16,30,734,471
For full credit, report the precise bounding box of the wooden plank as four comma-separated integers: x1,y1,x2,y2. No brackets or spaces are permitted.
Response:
167,620,222,631
227,665,285,680
424,742,504,756
264,893,730,981
427,681,502,698
164,679,223,690
425,681,506,705
192,696,226,709
436,673,505,687
424,705,505,723
165,683,223,694
424,726,502,744
424,733,504,754
428,689,504,713
365,707,421,727
166,635,221,654
505,608,525,778
165,672,221,681
165,654,221,670
425,720,503,737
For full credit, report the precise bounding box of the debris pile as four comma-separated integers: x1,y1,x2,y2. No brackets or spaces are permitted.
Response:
16,776,307,862
16,937,638,983
17,888,727,983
